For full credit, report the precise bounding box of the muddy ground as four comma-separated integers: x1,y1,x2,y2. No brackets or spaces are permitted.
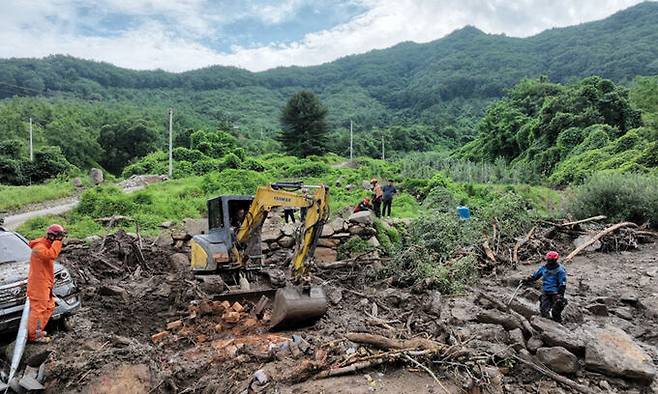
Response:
2,228,657,393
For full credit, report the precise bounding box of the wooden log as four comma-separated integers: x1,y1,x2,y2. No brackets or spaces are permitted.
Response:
564,221,637,262
513,226,536,264
558,215,606,227
345,333,441,351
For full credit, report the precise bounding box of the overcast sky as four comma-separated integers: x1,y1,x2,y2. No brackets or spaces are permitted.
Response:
0,0,648,72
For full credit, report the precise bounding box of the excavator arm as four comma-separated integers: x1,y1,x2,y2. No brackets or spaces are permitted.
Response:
235,182,330,275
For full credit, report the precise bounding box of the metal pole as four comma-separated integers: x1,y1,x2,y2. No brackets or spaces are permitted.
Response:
381,134,385,161
349,120,353,161
29,117,33,161
168,108,173,178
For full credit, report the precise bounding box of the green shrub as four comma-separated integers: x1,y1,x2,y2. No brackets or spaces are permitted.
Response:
567,172,658,228
336,237,373,260
479,192,535,238
409,211,482,258
373,220,401,255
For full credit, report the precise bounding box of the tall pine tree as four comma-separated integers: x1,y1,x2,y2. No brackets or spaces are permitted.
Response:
278,90,329,157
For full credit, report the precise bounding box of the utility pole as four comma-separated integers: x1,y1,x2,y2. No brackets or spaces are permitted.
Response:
381,133,385,161
168,108,173,178
29,117,33,161
349,120,353,161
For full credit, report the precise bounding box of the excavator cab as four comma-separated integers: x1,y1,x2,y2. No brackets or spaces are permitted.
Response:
189,183,330,330
191,195,259,273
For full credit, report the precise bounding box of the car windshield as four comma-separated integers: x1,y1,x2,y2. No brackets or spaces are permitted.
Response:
0,233,31,264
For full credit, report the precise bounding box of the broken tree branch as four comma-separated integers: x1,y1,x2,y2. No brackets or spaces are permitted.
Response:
564,221,638,262
345,333,442,351
513,226,536,264
513,354,595,394
558,215,606,227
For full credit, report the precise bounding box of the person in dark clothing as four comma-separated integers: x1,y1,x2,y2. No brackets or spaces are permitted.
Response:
354,197,373,213
370,179,382,217
300,188,308,222
381,179,397,217
523,251,567,323
283,207,295,224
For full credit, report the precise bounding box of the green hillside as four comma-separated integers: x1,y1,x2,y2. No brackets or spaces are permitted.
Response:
0,2,657,182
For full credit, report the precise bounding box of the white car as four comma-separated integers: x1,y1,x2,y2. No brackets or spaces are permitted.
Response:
0,228,81,333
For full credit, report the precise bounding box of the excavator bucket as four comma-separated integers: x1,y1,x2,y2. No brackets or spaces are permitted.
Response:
269,286,328,330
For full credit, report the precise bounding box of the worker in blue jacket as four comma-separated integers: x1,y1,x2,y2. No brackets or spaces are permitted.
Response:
523,251,567,323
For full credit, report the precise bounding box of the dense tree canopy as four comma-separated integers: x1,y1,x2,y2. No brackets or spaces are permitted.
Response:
278,91,329,157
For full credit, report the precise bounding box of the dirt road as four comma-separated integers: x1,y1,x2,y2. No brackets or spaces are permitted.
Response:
2,198,79,230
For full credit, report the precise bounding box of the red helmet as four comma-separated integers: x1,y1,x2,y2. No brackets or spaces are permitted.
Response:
47,224,66,237
545,251,560,260
363,197,370,203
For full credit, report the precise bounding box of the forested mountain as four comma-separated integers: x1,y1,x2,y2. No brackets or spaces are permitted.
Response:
0,2,657,177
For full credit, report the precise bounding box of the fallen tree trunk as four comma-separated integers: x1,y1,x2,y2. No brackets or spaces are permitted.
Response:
514,354,596,394
345,333,441,351
564,221,637,262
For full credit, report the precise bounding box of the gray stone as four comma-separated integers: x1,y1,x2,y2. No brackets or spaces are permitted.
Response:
278,236,295,248
476,309,523,331
612,307,634,320
585,324,656,382
72,177,83,187
99,285,128,301
90,167,104,184
586,303,609,317
281,223,296,236
423,291,443,316
537,347,579,374
509,328,526,351
475,324,509,343
261,228,281,242
641,296,658,319
348,210,374,225
530,316,585,354
317,238,340,248
154,231,173,248
349,225,376,236
159,220,174,228
361,180,372,190
378,288,411,308
314,247,337,263
84,235,101,243
573,235,602,252
183,218,208,237
509,297,538,320
320,225,334,238
367,236,380,248
527,336,543,353
329,217,348,233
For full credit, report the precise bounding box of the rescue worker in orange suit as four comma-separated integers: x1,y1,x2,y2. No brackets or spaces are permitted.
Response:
27,224,67,342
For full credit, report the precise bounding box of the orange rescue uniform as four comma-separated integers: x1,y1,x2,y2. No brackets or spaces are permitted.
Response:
27,237,62,341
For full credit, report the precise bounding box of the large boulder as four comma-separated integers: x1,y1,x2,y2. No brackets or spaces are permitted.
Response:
530,316,586,355
509,297,539,320
329,217,348,233
585,324,656,382
536,347,579,374
90,168,104,185
314,247,337,263
320,225,334,238
476,309,523,331
281,223,296,237
261,228,281,243
348,211,374,226
572,234,602,252
183,218,208,237
278,236,295,248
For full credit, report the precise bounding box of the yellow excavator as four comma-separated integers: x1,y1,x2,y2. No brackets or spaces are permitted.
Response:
189,182,330,329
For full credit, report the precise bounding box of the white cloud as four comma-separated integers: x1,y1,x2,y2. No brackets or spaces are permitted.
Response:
0,0,648,72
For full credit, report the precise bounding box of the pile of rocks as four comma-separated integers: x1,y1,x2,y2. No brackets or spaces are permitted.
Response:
469,290,657,390
260,210,381,263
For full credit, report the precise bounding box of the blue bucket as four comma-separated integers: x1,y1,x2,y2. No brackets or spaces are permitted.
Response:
457,206,471,221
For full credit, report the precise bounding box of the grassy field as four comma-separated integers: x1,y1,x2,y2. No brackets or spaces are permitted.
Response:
0,181,75,212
